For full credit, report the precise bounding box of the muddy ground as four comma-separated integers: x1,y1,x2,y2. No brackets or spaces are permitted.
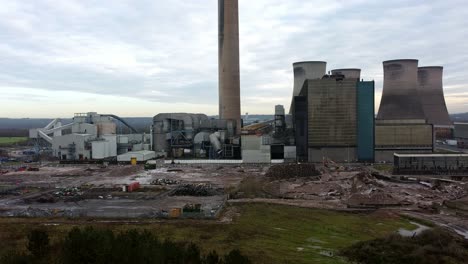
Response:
1,161,468,238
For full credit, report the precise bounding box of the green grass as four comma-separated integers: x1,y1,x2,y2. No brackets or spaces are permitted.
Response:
0,204,417,264
373,164,393,173
0,137,28,146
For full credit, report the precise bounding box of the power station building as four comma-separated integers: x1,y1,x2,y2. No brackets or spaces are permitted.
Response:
30,112,152,162
291,62,375,163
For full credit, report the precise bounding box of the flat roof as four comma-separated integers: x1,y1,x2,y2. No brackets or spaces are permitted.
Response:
118,150,155,156
394,153,468,158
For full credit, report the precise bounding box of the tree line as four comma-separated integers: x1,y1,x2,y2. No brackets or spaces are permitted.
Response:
2,227,251,264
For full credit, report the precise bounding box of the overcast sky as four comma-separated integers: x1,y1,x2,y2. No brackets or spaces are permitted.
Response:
0,0,467,118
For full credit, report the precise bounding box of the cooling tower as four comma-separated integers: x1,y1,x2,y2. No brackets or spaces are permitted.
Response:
289,61,326,113
417,66,452,127
292,61,327,97
219,0,241,133
331,68,361,79
377,59,425,120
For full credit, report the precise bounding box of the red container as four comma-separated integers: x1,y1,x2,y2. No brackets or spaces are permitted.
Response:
127,182,140,192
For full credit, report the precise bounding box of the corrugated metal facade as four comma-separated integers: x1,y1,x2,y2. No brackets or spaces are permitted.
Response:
375,124,433,148
307,79,357,147
357,81,375,161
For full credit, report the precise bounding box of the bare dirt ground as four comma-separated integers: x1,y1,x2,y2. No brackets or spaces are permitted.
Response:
0,163,262,218
1,160,468,239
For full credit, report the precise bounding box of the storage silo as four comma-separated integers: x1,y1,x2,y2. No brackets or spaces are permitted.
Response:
417,66,452,127
331,68,361,79
377,59,425,120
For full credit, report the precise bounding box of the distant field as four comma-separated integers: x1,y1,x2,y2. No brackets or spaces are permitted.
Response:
0,137,28,145
0,204,416,264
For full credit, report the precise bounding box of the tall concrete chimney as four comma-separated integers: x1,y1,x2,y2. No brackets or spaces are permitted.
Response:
219,0,241,133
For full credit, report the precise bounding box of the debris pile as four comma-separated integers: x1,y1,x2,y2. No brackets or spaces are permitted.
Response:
54,187,82,197
439,184,467,200
36,195,56,203
170,184,218,196
183,203,202,213
266,164,320,179
11,208,85,218
151,178,178,185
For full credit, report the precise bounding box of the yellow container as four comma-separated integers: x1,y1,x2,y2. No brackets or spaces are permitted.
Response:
130,157,137,165
169,208,182,218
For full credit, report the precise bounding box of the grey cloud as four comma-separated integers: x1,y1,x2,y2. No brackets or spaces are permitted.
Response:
0,0,467,115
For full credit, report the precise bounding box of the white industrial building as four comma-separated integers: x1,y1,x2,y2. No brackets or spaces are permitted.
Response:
30,112,155,162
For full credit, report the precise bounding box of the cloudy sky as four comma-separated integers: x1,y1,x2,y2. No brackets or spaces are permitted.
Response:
0,0,467,118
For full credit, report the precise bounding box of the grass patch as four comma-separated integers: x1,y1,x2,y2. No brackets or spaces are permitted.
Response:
0,204,417,264
373,164,393,173
0,137,28,146
400,214,437,228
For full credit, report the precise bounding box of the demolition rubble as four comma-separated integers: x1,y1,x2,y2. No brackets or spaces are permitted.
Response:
0,162,467,224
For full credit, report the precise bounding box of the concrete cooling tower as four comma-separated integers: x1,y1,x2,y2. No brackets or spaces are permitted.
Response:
292,61,327,97
377,59,425,120
331,68,361,79
417,66,452,127
289,61,326,113
219,0,241,133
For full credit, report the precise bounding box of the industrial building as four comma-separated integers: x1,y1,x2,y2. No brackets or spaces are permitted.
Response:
375,120,434,162
152,113,241,159
241,105,296,163
29,112,153,162
454,123,468,148
393,153,468,175
290,63,375,163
